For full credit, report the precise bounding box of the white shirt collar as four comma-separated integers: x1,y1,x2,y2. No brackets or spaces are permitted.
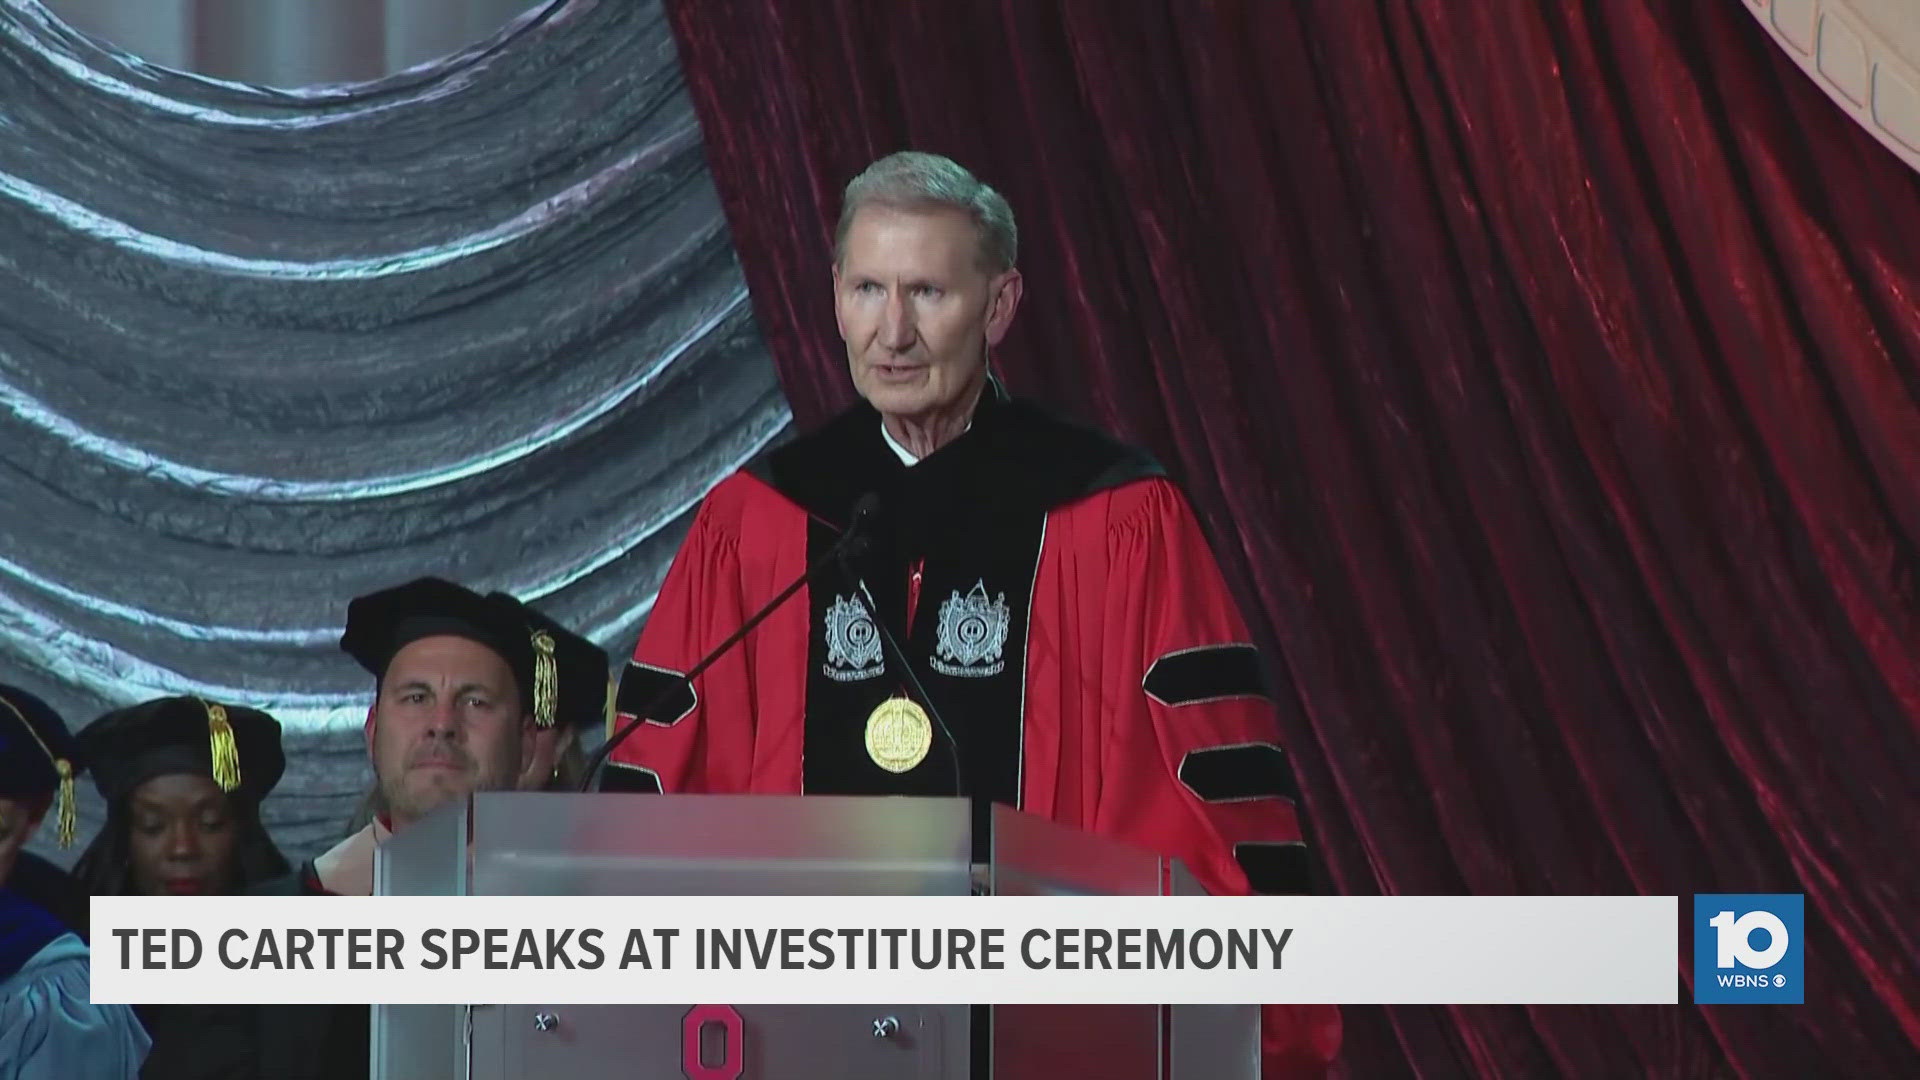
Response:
880,420,920,466
880,419,973,467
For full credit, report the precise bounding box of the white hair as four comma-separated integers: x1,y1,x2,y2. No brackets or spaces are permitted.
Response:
834,151,1017,272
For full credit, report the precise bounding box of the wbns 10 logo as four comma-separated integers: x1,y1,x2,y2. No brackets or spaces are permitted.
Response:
1694,894,1803,1004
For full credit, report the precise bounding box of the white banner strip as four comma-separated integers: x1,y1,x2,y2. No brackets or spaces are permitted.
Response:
91,894,1677,1006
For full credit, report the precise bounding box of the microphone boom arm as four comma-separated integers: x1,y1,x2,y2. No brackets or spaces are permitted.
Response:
577,493,880,792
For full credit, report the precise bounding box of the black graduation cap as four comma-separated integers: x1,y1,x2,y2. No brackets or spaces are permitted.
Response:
0,684,81,846
341,577,557,724
488,594,611,732
75,696,285,808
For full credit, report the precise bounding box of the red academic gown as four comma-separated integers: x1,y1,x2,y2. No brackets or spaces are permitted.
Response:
609,385,1341,1076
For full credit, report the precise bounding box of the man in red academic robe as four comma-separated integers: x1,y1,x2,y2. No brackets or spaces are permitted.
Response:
608,151,1341,1076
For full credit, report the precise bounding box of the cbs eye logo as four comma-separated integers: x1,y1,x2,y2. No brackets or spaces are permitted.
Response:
1694,894,1802,1004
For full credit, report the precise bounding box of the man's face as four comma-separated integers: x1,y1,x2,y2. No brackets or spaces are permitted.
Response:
366,635,531,829
834,205,1022,424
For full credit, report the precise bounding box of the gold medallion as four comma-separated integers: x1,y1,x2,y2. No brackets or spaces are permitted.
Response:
865,697,933,773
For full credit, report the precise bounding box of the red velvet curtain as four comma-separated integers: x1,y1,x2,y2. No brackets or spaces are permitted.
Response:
662,0,1919,1074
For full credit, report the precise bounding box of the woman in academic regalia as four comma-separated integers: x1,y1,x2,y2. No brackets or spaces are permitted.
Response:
73,696,290,898
0,683,151,1076
71,696,292,1080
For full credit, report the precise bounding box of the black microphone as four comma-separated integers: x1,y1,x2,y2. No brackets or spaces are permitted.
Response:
577,491,881,792
841,553,967,800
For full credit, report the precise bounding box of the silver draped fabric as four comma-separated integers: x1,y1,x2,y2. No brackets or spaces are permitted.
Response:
0,0,788,863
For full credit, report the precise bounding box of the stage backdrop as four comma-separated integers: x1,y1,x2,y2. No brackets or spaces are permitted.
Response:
661,0,1918,1076
0,0,786,861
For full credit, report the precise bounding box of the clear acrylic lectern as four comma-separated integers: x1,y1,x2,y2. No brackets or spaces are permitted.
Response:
372,793,1258,1079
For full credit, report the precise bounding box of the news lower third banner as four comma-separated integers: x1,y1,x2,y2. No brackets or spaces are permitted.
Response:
92,895,1678,1006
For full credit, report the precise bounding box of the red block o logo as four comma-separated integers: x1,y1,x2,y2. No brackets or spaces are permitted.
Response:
681,1004,745,1080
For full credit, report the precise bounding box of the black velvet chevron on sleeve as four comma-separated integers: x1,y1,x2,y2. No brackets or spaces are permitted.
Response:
1143,643,1271,706
1178,743,1299,803
615,661,697,726
599,761,663,794
1234,841,1314,895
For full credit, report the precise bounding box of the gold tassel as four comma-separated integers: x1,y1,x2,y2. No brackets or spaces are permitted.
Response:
532,630,557,727
55,759,75,847
2,695,77,845
205,700,241,793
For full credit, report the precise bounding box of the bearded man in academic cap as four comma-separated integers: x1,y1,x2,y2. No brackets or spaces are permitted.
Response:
248,578,602,1080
